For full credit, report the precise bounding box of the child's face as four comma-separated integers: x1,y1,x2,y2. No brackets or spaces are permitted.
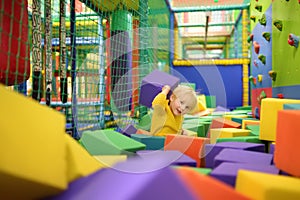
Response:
170,95,191,116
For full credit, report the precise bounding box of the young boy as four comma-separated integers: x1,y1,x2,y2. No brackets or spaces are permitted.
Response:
149,84,198,136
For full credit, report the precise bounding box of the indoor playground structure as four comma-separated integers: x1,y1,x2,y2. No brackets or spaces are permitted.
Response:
1,0,300,199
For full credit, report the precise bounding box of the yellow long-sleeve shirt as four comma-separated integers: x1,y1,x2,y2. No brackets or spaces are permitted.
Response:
150,93,183,136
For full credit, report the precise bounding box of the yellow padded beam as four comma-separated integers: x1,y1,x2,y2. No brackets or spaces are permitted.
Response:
259,98,300,141
0,84,67,199
236,170,300,200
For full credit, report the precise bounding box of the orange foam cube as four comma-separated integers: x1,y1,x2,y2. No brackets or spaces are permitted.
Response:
175,167,250,200
274,110,300,177
164,134,209,167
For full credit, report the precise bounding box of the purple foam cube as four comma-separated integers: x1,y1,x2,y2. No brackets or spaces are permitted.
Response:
139,70,180,108
136,150,197,167
121,124,137,137
213,148,273,168
210,162,279,187
48,157,197,200
204,142,265,168
269,143,275,154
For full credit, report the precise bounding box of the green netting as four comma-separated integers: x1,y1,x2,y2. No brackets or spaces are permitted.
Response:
0,0,171,139
1,0,250,139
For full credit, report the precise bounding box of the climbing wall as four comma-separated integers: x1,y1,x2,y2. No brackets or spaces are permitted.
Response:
249,0,273,118
249,0,300,118
272,0,300,97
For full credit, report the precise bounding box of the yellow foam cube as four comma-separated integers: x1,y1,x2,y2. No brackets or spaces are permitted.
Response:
210,128,251,144
93,155,127,167
65,134,102,182
260,98,300,141
242,119,260,129
0,85,67,199
223,114,248,121
236,170,300,200
197,94,207,111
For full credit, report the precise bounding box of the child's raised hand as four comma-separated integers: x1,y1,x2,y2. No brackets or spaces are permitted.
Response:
162,85,171,95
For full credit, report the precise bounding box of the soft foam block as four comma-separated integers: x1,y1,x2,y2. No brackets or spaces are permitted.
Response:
131,134,165,150
80,129,146,156
65,134,102,182
182,123,206,137
164,134,209,167
210,162,279,187
207,118,241,138
236,170,300,200
136,150,197,167
49,158,197,200
260,98,300,141
274,110,300,177
175,167,250,200
0,85,67,199
204,142,265,168
213,148,273,168
139,69,180,108
210,128,251,144
283,103,300,110
120,124,137,137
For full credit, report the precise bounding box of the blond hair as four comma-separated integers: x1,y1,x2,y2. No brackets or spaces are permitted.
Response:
173,85,198,113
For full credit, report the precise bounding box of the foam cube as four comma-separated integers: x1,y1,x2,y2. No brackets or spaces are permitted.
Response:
120,124,137,137
136,150,197,167
0,85,67,199
204,142,265,168
139,69,180,108
175,167,250,200
65,134,102,182
283,103,300,110
182,123,206,137
242,119,260,129
260,98,300,141
210,128,251,144
49,164,196,200
207,117,241,138
224,115,248,121
210,162,279,187
93,155,127,167
205,95,216,108
164,134,209,167
216,136,262,143
236,170,300,200
131,134,165,150
213,149,273,168
80,129,146,156
274,110,300,177
173,166,212,175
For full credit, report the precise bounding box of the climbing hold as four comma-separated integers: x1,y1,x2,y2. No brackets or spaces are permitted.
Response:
258,14,266,26
268,70,277,81
247,34,254,43
262,32,271,42
273,20,283,31
257,90,267,105
258,54,266,65
249,76,257,86
250,16,256,22
255,5,262,12
254,60,258,67
288,33,299,48
253,41,260,54
257,74,263,82
277,93,284,99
